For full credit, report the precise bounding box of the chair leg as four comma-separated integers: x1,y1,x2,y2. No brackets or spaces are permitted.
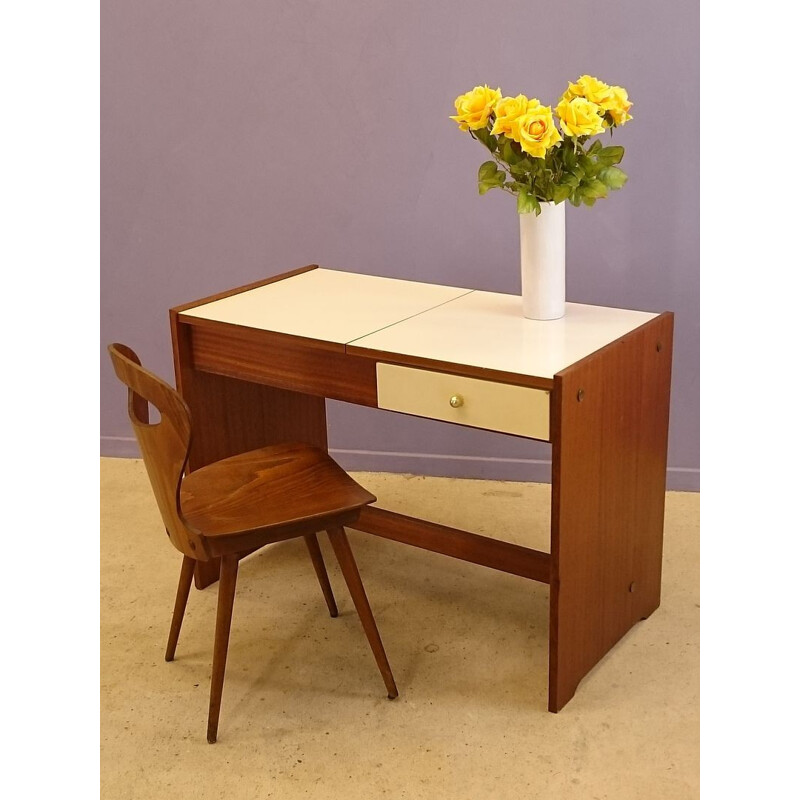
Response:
326,526,398,699
304,533,338,618
165,555,196,662
207,553,240,744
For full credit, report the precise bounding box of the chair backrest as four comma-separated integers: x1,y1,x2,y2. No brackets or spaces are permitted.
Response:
108,343,210,560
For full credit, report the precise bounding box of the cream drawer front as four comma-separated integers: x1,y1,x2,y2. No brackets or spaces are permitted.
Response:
376,363,550,441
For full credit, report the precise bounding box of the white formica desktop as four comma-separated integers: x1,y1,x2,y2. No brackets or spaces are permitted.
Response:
172,265,673,712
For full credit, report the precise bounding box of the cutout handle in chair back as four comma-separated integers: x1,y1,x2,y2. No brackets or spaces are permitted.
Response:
108,343,209,560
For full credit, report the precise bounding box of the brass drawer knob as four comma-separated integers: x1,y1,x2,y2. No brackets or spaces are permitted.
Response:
449,394,464,409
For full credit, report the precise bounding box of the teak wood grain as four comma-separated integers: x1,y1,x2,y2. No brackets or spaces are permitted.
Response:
345,342,555,392
352,506,551,584
548,312,673,712
108,342,397,742
186,321,379,406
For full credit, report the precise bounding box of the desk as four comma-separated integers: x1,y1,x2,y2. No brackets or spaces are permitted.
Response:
170,265,673,712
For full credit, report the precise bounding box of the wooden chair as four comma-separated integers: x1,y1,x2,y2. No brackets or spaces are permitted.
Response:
107,343,397,743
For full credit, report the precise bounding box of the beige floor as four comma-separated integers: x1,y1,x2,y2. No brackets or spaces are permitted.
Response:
100,457,699,799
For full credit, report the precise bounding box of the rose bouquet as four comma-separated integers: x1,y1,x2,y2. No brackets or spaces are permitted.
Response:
450,76,633,215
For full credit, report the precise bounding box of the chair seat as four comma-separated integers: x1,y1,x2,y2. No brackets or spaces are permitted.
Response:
180,442,376,538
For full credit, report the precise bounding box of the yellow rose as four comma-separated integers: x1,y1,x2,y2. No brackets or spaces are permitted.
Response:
563,74,613,106
490,94,534,137
511,105,561,159
564,75,633,127
605,85,633,125
556,97,605,137
450,85,502,131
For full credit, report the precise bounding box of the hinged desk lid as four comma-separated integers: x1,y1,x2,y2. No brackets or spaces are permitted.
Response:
349,289,658,380
179,268,471,345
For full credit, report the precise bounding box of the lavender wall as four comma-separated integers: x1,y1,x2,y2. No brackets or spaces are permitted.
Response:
101,0,699,490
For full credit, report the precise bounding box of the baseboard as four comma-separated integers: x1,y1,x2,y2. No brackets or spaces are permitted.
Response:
101,436,699,491
662,466,701,492
332,449,699,491
330,448,554,483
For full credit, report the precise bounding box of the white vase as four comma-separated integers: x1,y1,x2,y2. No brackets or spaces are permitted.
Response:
519,201,566,320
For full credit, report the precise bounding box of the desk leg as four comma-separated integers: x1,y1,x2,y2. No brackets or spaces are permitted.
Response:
549,313,673,712
172,320,328,588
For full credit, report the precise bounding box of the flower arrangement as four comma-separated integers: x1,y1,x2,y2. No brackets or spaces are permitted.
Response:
450,76,633,215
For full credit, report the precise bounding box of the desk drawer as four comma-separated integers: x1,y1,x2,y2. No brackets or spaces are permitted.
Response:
376,363,550,441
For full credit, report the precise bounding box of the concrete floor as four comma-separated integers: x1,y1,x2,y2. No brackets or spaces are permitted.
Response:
100,457,699,799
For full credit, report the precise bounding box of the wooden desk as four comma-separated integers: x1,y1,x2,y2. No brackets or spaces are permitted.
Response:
170,265,673,712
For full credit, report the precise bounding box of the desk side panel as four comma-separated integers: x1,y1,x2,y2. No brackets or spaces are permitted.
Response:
549,313,673,712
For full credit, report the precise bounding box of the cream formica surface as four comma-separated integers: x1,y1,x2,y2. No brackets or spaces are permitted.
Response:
352,290,658,379
180,268,471,344
181,268,658,379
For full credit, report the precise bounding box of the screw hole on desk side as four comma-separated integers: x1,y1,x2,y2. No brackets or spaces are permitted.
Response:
577,389,585,402
656,342,662,352
629,581,636,593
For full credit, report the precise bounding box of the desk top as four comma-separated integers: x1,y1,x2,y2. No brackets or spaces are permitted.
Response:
179,267,659,380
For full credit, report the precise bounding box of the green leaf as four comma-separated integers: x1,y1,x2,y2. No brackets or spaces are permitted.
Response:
597,145,624,166
552,184,572,204
477,161,505,195
516,187,539,214
479,179,505,195
478,177,505,195
478,161,499,181
598,166,628,190
581,178,609,199
500,137,522,165
473,127,498,153
570,164,585,182
587,140,603,156
561,173,580,189
578,155,598,177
